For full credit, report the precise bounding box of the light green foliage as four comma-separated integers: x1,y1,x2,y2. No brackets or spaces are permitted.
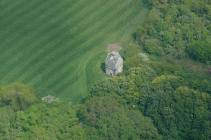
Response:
143,39,164,56
0,83,86,140
152,75,180,84
152,74,183,88
0,83,37,139
0,83,37,111
90,65,156,104
0,108,17,140
122,44,143,70
16,103,85,140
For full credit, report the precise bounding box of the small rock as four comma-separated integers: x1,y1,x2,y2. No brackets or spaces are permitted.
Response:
41,95,59,104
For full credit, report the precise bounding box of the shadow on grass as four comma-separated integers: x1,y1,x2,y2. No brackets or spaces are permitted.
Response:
101,62,105,73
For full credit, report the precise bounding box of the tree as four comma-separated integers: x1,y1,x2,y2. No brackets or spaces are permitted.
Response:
0,83,37,111
187,40,211,63
0,107,17,140
79,96,161,140
16,103,85,140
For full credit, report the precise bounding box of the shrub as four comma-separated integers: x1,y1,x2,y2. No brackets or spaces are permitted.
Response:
0,83,37,111
187,40,211,63
144,39,164,56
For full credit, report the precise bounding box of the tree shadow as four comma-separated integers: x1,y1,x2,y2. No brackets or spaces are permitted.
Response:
101,62,105,73
132,32,137,41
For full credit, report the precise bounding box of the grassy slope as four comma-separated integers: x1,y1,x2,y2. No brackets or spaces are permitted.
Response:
0,0,146,101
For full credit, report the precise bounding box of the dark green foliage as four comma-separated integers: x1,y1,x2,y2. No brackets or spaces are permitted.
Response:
136,0,211,61
175,86,211,139
187,40,211,62
79,96,161,140
140,76,211,140
89,63,211,140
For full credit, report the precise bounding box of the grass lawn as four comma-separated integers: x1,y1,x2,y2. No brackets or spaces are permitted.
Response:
0,0,146,101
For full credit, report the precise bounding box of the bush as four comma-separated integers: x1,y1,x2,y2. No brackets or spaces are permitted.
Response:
0,83,37,111
79,96,162,140
144,39,164,56
187,40,211,63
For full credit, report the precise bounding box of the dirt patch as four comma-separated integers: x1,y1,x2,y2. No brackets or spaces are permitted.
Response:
175,59,211,75
207,67,211,74
106,43,122,52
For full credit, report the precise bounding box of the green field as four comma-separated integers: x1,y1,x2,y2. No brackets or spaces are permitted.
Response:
0,0,146,101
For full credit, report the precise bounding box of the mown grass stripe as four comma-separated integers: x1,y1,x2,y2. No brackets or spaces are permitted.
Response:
2,0,135,87
0,0,84,53
0,0,81,69
1,0,128,82
0,0,103,67
23,0,132,82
